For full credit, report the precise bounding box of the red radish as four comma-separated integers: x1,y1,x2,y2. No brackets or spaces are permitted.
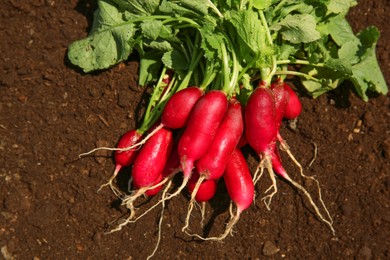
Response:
245,85,277,156
122,126,173,218
271,80,289,130
114,130,143,168
244,83,280,207
131,87,203,151
98,129,142,195
183,98,243,232
132,127,173,189
162,87,203,129
283,83,302,119
195,98,244,181
224,148,254,213
187,172,217,202
178,90,228,179
163,90,227,206
221,148,254,237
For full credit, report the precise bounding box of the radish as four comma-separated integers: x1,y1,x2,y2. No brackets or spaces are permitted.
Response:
98,129,143,196
165,90,228,201
271,80,289,130
162,87,203,129
131,126,172,188
283,83,302,119
220,148,254,239
195,98,244,181
244,83,279,207
123,126,173,218
187,172,217,203
187,148,254,240
183,98,243,231
134,87,203,147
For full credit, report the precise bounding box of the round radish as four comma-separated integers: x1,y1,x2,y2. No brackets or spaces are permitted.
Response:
283,83,302,119
188,172,217,202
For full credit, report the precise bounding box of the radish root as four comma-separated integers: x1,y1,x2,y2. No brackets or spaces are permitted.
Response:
185,202,241,241
277,135,334,235
182,175,206,232
146,180,171,260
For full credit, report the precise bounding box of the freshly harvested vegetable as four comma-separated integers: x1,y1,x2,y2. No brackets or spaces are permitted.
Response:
68,0,388,254
187,172,217,203
97,129,142,196
283,83,302,120
178,90,228,181
161,87,204,129
183,97,243,231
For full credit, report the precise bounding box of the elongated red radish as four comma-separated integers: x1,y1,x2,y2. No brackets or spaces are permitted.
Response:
245,86,277,156
131,87,203,151
245,84,279,207
98,129,143,196
177,90,228,181
186,148,254,240
123,126,173,218
132,127,173,189
162,87,203,129
187,172,217,203
271,148,335,234
283,83,302,119
195,98,244,180
183,98,243,232
271,80,289,130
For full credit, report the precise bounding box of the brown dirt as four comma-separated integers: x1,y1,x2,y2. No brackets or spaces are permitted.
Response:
1,0,389,259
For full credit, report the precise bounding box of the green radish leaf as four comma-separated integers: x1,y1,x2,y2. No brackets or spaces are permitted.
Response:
111,0,160,15
348,27,388,99
138,51,163,86
271,14,321,44
253,0,272,10
141,20,163,40
67,0,136,72
161,50,189,71
327,0,357,14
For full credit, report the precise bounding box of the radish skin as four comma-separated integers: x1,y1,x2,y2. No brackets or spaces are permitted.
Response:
283,83,302,119
245,84,279,208
245,86,277,156
183,98,243,231
187,172,217,203
178,90,228,180
123,127,173,218
195,98,244,180
132,127,173,189
162,87,203,129
98,129,142,196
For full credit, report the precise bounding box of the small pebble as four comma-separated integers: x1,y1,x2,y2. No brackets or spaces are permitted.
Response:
356,245,372,260
262,240,280,256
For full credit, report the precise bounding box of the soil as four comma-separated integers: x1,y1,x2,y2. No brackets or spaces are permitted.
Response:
1,0,389,259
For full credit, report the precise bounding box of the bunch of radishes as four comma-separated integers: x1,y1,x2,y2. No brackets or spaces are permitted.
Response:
94,74,334,241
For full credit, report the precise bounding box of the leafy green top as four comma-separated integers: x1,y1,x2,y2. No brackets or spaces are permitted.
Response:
68,0,387,101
